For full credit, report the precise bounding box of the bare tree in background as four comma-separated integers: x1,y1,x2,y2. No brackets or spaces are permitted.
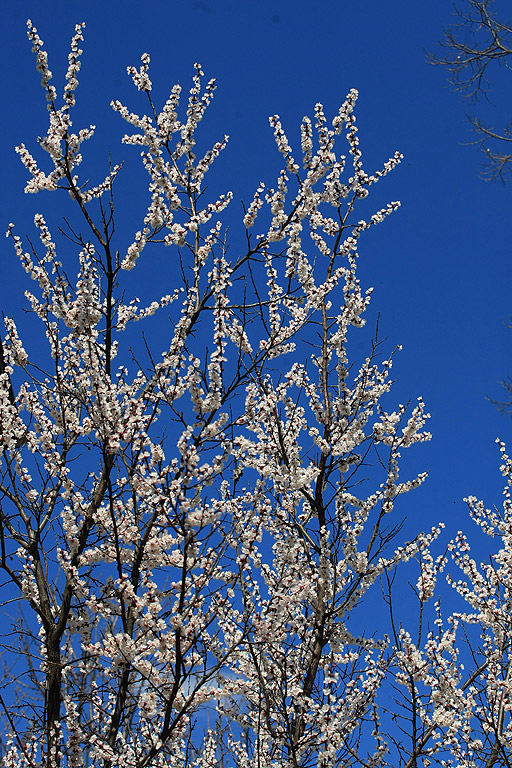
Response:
0,18,512,768
430,0,512,182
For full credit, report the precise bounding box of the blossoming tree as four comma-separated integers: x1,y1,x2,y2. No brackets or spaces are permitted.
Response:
0,19,511,768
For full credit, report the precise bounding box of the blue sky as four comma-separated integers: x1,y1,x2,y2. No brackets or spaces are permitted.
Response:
1,0,510,559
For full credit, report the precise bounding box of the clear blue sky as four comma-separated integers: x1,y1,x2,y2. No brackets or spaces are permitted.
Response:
1,0,510,557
